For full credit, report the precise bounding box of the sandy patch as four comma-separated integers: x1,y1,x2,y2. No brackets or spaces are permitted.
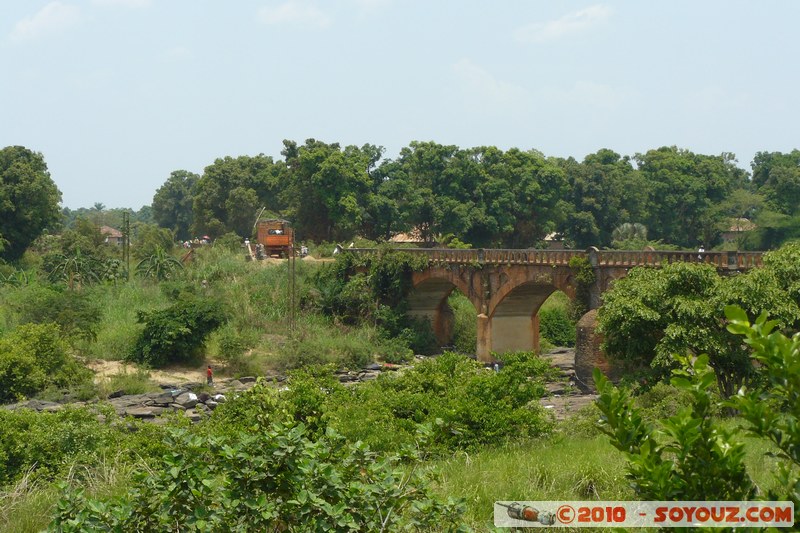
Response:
86,359,208,386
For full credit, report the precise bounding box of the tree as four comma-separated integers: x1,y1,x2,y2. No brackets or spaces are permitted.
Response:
135,246,183,281
636,147,747,248
152,170,198,241
281,139,374,242
559,149,647,248
192,155,287,238
0,146,62,261
598,255,800,397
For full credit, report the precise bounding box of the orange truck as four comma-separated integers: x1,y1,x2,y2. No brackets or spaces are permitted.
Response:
256,219,294,258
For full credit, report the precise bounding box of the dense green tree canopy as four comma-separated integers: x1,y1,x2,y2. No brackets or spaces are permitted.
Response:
0,146,62,261
136,140,799,252
152,170,198,241
192,154,287,238
598,243,800,396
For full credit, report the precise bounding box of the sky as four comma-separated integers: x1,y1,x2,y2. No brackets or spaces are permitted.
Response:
1,1,798,209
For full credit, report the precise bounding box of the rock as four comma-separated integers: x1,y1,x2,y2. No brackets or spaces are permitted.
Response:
206,400,218,410
228,380,244,389
358,371,379,382
238,376,256,384
212,394,227,403
126,407,163,418
174,392,198,409
364,363,382,371
183,381,203,390
198,392,210,403
107,389,125,399
159,383,178,390
169,403,187,411
42,403,65,412
338,374,358,383
145,392,174,406
196,403,209,412
184,410,202,423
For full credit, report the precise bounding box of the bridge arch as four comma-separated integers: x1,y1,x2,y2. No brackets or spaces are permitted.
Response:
408,268,481,346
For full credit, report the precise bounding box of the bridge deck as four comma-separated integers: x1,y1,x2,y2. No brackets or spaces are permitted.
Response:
349,248,763,269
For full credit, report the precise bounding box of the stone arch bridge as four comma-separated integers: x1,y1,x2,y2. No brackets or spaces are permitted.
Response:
352,248,763,362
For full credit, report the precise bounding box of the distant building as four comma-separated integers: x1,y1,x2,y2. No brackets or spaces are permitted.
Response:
543,232,565,250
100,226,124,246
721,218,756,243
389,228,427,246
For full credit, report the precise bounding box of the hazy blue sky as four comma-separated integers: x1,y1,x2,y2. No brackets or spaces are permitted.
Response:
2,1,798,209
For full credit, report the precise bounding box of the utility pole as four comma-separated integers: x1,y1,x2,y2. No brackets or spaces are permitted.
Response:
122,211,131,280
288,243,296,331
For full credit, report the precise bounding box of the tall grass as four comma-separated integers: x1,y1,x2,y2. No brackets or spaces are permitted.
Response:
0,455,140,533
431,434,631,529
83,281,168,360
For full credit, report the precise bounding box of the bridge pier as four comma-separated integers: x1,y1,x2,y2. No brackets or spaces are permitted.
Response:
476,313,491,362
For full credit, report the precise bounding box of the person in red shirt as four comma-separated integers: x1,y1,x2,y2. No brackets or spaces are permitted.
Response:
207,365,213,386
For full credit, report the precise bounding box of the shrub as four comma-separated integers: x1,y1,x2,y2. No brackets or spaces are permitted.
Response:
0,324,92,403
325,352,553,453
594,354,754,501
0,405,122,487
5,282,101,343
538,306,576,347
51,424,468,532
128,296,225,367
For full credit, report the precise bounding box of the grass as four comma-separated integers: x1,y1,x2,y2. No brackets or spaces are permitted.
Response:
98,366,160,397
83,280,168,361
0,454,140,533
431,434,632,530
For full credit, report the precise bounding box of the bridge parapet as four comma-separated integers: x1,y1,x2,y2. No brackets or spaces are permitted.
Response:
594,250,763,270
349,248,585,265
349,248,763,270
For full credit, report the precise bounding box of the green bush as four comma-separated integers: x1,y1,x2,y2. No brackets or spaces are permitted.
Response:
3,282,101,343
51,423,467,532
595,354,754,501
325,352,553,453
0,405,122,487
0,323,92,403
538,306,576,347
128,296,226,367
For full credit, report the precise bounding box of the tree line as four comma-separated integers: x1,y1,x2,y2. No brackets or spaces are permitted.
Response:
152,140,800,250
2,143,799,264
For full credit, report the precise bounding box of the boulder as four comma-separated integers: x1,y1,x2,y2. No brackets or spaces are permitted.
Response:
107,389,125,399
126,406,164,418
174,392,198,409
238,376,256,384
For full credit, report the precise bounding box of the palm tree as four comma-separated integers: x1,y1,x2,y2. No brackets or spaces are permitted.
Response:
136,246,183,280
612,222,648,245
47,247,101,290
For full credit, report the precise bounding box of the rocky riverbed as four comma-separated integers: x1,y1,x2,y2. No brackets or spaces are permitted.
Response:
3,349,597,422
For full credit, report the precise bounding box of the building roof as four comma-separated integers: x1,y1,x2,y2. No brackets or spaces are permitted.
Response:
100,225,123,238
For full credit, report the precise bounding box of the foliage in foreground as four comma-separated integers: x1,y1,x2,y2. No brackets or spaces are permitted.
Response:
726,306,800,524
595,305,800,523
212,352,555,455
50,423,468,532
